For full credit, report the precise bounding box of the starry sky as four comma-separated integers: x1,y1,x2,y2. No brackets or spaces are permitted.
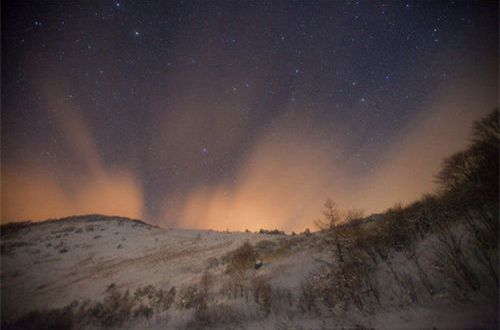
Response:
1,1,498,231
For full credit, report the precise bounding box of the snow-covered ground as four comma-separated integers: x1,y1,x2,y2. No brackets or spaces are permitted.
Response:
1,215,497,329
1,216,269,318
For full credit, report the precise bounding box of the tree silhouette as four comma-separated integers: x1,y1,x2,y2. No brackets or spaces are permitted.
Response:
437,109,499,207
315,199,342,230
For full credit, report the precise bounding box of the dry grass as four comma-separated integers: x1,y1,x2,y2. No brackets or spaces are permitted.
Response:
226,242,259,279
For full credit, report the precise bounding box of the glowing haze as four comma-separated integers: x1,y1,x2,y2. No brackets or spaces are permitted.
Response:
1,1,497,231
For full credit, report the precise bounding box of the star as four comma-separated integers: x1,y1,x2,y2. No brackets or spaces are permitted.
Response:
2,0,496,234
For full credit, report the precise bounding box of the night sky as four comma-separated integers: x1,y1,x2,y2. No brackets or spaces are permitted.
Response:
1,1,498,231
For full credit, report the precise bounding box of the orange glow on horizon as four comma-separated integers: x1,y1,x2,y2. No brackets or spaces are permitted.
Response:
2,69,495,231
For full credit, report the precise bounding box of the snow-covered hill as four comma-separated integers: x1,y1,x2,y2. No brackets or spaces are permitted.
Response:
1,215,497,329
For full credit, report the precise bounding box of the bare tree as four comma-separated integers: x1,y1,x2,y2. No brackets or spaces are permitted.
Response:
314,199,343,230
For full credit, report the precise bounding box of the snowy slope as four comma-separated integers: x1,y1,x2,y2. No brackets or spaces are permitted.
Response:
1,215,497,329
1,216,321,324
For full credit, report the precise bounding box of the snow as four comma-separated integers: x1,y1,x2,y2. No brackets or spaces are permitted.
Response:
1,216,277,322
1,215,497,329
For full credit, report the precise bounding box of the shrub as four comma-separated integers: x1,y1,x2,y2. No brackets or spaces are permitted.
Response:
258,229,285,235
0,221,33,237
227,242,259,278
133,305,153,320
377,204,416,251
403,241,435,296
299,279,320,314
397,271,418,304
200,271,212,295
1,241,32,255
205,257,219,269
464,208,498,287
188,302,242,329
134,285,156,300
96,284,135,327
433,230,480,296
5,285,178,329
255,239,279,255
177,284,206,309
308,223,380,313
6,307,74,330
331,246,379,311
155,286,176,310
270,287,294,314
252,277,272,315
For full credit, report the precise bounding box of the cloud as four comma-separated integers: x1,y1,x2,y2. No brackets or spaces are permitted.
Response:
352,67,496,213
2,56,494,230
1,78,144,223
162,72,495,232
161,111,350,232
1,166,143,222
